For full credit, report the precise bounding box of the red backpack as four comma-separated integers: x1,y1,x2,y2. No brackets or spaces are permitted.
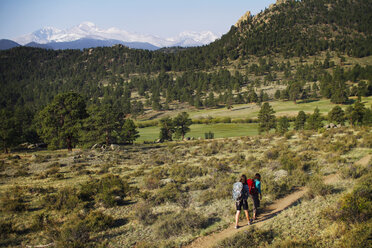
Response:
247,179,258,195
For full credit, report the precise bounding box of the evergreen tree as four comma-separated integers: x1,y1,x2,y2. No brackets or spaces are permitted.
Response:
274,90,281,100
37,92,87,151
159,117,175,142
0,108,17,153
330,81,348,104
276,116,290,135
81,103,124,147
258,102,276,134
120,119,139,144
173,112,192,140
306,107,323,131
328,106,345,125
294,111,307,130
346,101,366,126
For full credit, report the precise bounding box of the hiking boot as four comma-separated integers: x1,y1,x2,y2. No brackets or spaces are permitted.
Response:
235,225,239,229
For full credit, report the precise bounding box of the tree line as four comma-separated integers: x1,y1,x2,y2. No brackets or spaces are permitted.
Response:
257,101,372,134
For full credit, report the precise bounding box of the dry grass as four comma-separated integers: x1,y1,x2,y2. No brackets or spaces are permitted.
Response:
0,127,371,247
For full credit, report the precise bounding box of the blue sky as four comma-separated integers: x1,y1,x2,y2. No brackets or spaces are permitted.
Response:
0,0,276,39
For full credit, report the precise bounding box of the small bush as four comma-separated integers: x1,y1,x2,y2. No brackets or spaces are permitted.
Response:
360,133,372,148
279,151,302,172
306,176,333,199
1,187,27,212
341,164,368,179
55,216,90,248
153,182,182,204
215,227,274,247
169,164,206,180
144,176,161,190
339,221,372,248
43,187,80,211
135,201,157,225
155,211,209,238
204,131,214,139
79,174,129,207
265,148,280,160
84,211,114,232
0,219,14,239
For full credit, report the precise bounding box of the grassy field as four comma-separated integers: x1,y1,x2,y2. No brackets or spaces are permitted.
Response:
137,123,259,142
137,96,372,142
137,96,372,123
188,96,372,120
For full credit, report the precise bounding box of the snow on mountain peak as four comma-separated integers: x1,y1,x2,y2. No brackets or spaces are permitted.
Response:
14,22,221,48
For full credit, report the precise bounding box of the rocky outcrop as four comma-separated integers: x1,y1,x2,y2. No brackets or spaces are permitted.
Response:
276,0,288,5
235,11,251,27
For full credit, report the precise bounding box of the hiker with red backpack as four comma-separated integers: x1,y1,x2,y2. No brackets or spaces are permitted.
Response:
232,175,252,229
247,173,262,220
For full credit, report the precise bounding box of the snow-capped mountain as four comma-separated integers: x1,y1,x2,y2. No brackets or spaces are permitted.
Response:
14,22,220,48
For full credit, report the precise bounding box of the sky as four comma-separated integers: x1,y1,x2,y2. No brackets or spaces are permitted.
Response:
0,0,276,39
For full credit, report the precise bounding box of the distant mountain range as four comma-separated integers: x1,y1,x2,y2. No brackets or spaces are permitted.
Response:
0,22,220,50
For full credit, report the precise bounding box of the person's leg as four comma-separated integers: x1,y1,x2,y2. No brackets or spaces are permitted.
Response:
252,195,258,219
242,199,251,224
235,210,241,227
243,210,251,224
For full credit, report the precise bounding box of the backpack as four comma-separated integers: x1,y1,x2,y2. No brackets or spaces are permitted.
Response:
232,182,243,201
247,179,258,195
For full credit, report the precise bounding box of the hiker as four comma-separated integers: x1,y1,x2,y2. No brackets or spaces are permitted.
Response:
252,173,262,220
234,175,251,229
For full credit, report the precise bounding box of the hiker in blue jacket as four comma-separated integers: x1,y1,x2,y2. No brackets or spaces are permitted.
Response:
252,173,262,220
235,175,251,229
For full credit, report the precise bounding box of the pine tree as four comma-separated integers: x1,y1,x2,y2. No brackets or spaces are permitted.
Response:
159,117,175,142
120,119,139,144
0,108,17,153
258,102,276,134
276,116,290,134
306,107,323,130
294,111,307,130
174,112,192,140
37,92,88,151
328,106,345,125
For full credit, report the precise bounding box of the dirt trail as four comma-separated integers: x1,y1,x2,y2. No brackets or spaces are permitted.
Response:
356,154,371,167
185,173,339,248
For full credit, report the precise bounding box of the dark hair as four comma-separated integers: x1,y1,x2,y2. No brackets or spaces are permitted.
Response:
240,175,247,184
255,173,261,180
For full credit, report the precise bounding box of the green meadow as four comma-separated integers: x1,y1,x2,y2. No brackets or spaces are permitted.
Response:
137,123,259,142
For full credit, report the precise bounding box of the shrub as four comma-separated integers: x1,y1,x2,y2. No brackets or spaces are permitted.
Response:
169,164,206,180
55,216,90,248
339,221,372,248
273,238,316,248
79,174,129,207
0,219,14,239
215,227,274,247
144,176,161,190
339,184,371,223
279,151,302,172
95,174,129,207
264,148,280,160
84,211,114,232
155,211,209,238
1,187,27,212
341,164,368,179
135,201,157,225
360,133,372,148
306,176,333,199
43,187,80,211
153,182,182,204
204,131,215,139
